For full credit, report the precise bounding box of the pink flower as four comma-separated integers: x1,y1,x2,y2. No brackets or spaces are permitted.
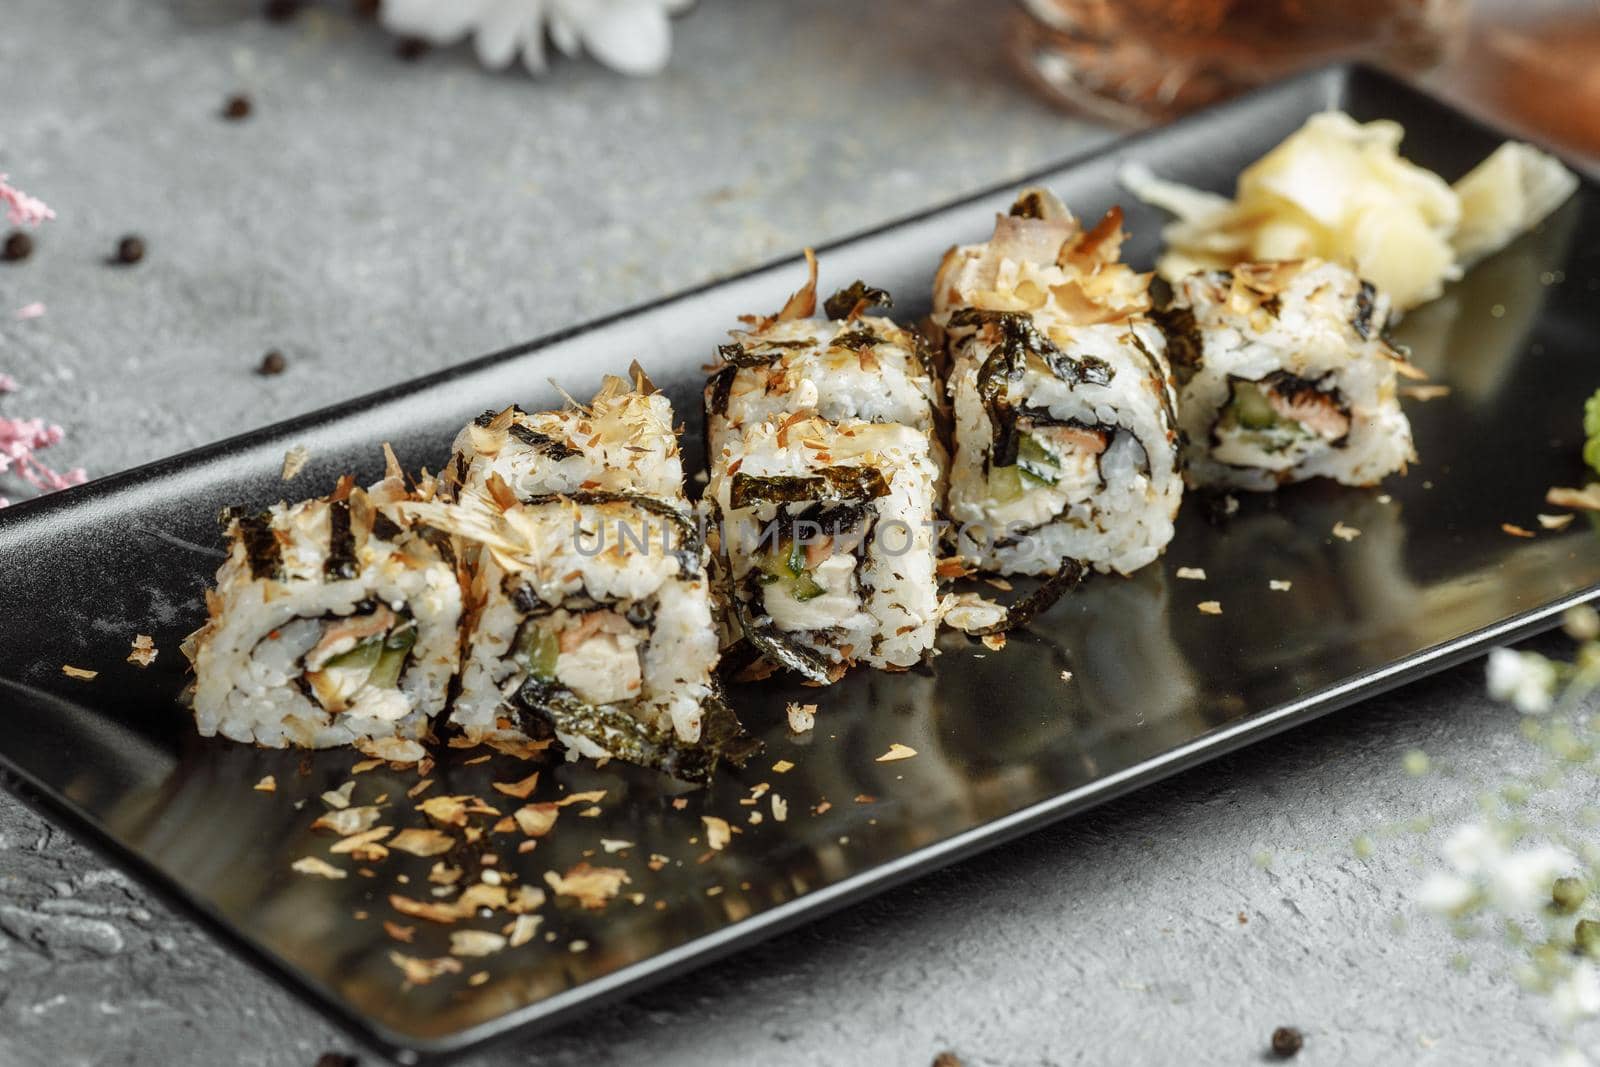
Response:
0,415,87,505
0,174,55,228
0,173,77,506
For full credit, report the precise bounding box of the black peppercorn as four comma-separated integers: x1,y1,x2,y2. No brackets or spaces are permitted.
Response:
395,36,429,61
263,0,299,21
258,350,288,376
114,235,145,265
223,94,253,121
352,0,380,18
1271,1026,1304,1058
2,232,32,262
312,1054,357,1067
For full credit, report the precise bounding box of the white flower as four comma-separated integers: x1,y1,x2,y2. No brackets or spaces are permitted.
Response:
1485,844,1575,913
1551,962,1600,1026
1487,647,1559,714
1442,822,1501,876
1421,822,1575,916
1414,871,1475,915
380,0,693,77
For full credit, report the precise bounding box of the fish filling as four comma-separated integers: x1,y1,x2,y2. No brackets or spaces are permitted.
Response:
301,604,417,715
985,421,1110,528
753,506,872,633
515,608,645,707
1212,372,1351,472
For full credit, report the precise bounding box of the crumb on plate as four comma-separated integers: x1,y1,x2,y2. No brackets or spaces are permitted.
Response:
127,634,158,667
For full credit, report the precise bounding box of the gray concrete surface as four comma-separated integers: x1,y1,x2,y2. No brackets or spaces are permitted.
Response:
0,1,1590,1064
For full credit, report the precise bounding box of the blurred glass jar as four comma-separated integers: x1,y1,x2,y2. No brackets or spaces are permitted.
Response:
1451,8,1600,158
1010,0,1469,125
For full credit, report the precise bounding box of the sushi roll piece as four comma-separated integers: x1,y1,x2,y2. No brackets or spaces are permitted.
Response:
442,369,685,505
408,488,742,780
707,415,942,683
183,456,463,751
702,254,947,660
1159,258,1418,491
703,255,942,460
933,187,1182,577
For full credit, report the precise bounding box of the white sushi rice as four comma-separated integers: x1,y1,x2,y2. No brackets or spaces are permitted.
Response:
186,490,462,748
708,416,941,673
433,374,723,761
705,315,940,458
704,257,947,668
445,375,685,505
1165,259,1417,491
441,496,720,748
943,318,1181,577
934,187,1183,577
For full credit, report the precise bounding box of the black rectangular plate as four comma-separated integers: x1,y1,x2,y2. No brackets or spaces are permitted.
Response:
1,64,1597,1064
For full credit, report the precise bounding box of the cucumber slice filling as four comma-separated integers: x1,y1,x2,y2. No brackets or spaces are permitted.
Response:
516,626,561,681
992,433,1062,501
305,613,416,710
756,541,826,602
1216,379,1313,454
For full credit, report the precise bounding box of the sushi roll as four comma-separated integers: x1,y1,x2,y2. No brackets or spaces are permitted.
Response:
707,415,941,682
428,371,748,778
409,488,739,780
703,256,942,461
183,457,463,750
442,369,685,505
702,254,947,667
1159,258,1417,491
933,187,1182,577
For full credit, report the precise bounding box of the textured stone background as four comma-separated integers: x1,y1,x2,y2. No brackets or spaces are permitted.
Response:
0,1,1593,1065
